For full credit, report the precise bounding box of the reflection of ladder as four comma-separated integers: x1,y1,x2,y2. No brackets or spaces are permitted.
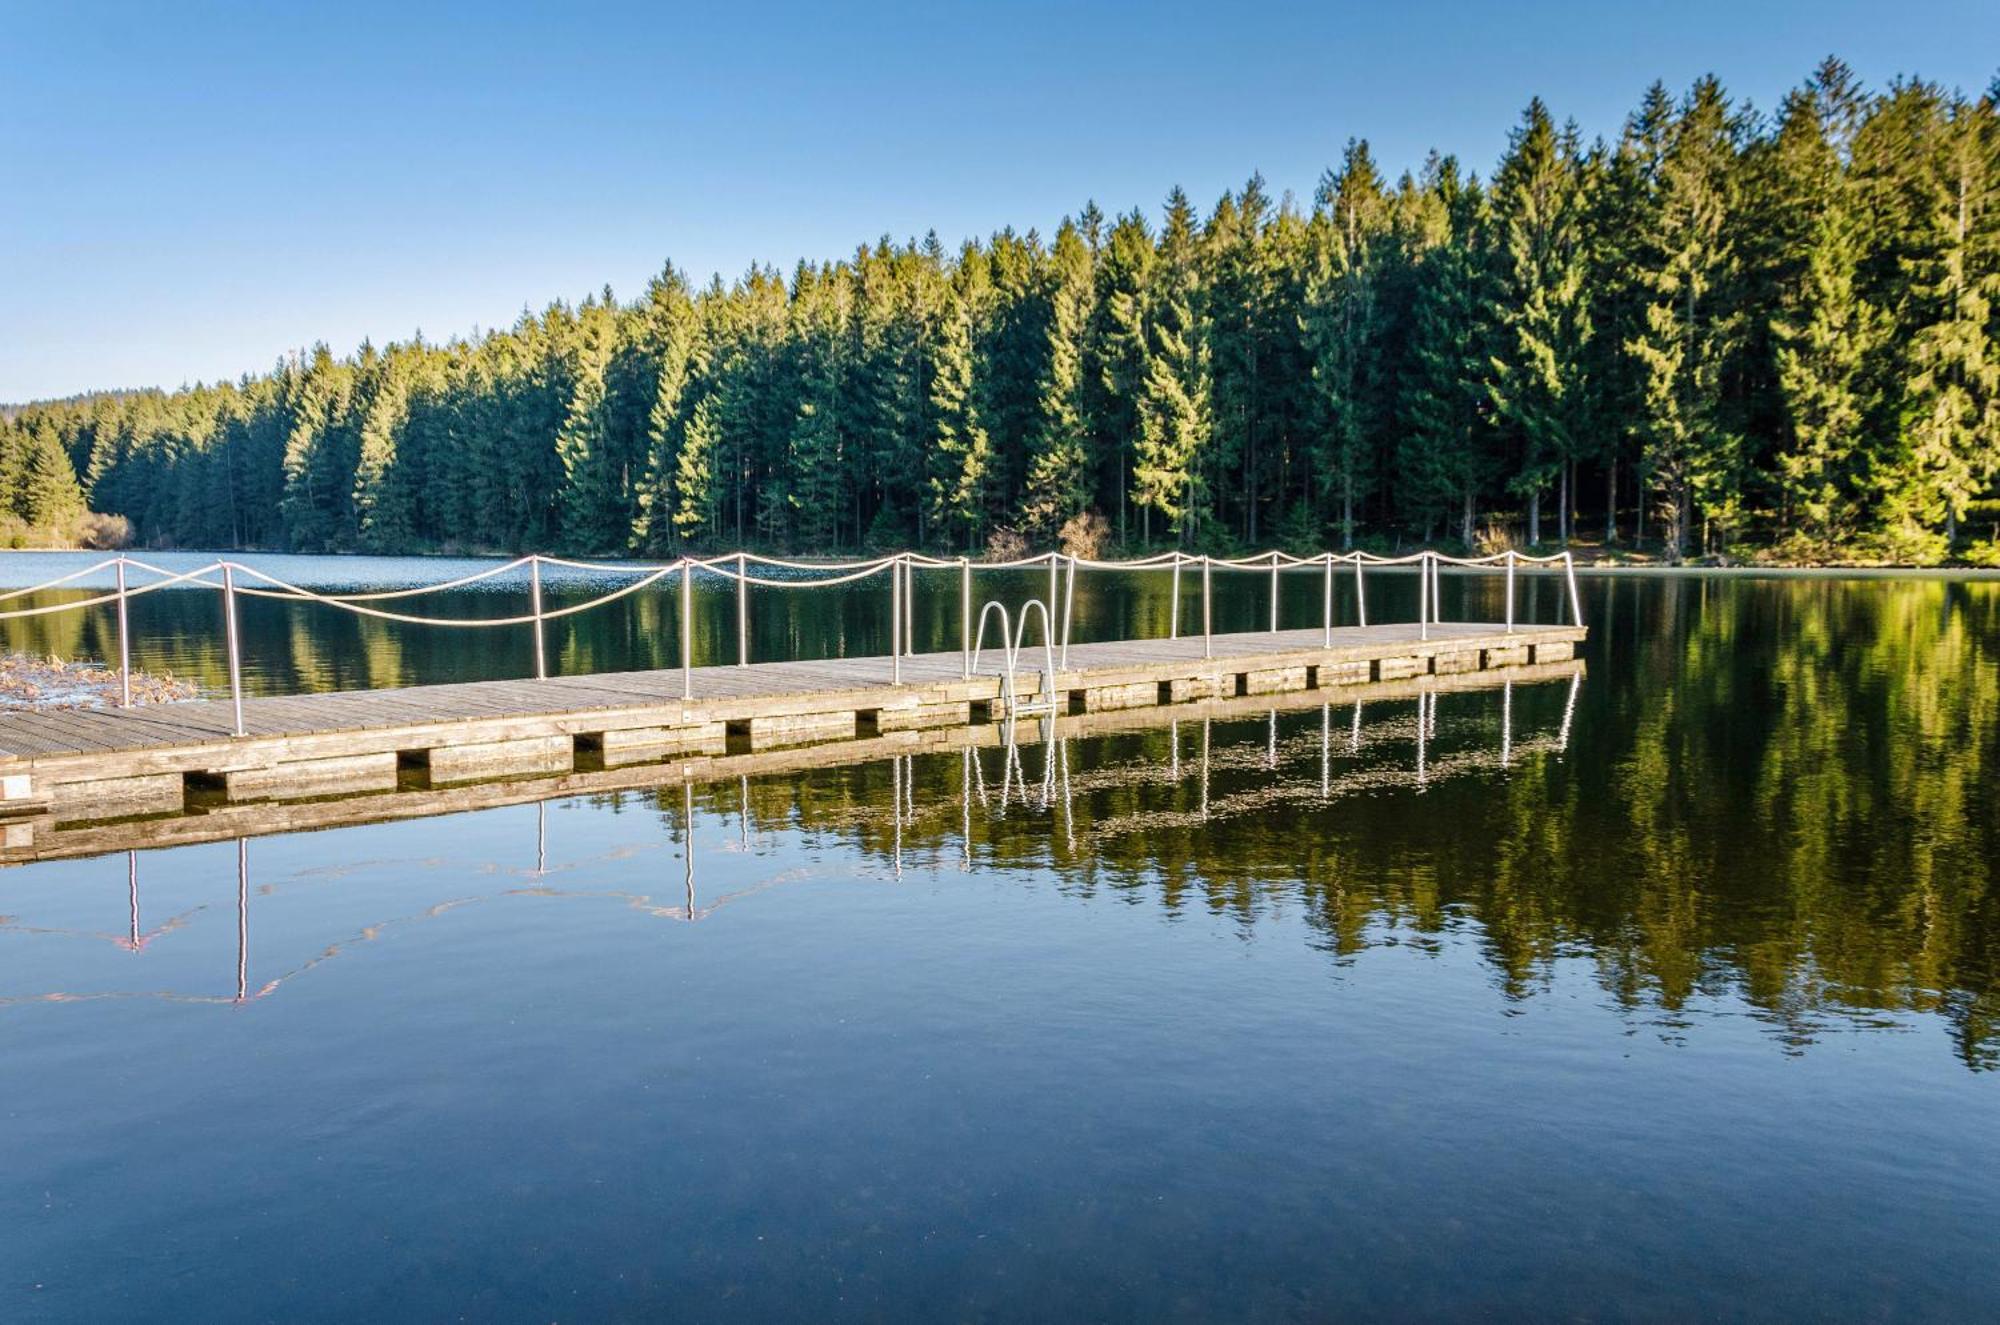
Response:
969,598,1059,718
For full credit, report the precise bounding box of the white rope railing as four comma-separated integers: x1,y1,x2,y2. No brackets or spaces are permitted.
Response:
0,546,1585,736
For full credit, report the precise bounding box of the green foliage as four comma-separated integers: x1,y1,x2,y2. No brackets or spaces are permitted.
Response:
9,62,1997,563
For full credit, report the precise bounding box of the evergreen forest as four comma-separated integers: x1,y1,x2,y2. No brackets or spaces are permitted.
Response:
4,61,1998,563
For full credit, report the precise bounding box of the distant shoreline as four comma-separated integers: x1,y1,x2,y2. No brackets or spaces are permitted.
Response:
0,545,1996,582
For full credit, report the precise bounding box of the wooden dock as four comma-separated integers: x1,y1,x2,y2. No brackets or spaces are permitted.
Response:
0,620,1583,848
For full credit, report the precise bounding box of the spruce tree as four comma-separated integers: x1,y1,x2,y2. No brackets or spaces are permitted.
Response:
1764,65,1887,548
1020,219,1094,539
1133,188,1210,544
925,270,993,549
1626,78,1744,560
1878,91,2000,555
1487,100,1594,546
1305,141,1390,548
671,394,722,544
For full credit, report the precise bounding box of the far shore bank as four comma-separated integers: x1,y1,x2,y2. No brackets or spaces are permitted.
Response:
1,543,1998,578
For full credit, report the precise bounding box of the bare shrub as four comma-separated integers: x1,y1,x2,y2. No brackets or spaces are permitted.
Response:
76,512,133,550
1472,521,1516,557
1057,510,1110,560
984,526,1029,562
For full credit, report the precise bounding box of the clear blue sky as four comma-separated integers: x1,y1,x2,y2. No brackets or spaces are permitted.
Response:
4,0,1995,402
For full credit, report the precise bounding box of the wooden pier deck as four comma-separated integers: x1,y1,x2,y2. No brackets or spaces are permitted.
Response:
0,620,1583,840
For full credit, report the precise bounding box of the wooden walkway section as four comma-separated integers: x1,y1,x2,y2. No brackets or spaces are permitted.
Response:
0,620,1583,848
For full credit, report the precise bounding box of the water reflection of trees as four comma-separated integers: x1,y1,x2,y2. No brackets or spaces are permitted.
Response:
633,577,1995,1071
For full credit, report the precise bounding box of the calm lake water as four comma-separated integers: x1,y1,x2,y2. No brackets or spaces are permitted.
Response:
1,553,1996,1320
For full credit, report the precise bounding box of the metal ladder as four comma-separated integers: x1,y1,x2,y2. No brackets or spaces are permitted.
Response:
968,598,1059,719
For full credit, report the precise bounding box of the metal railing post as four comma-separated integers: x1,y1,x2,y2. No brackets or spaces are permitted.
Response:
1060,554,1076,668
1565,552,1584,629
1269,551,1280,633
529,556,547,680
220,562,245,737
1419,554,1430,642
1505,551,1517,633
1201,556,1213,659
906,556,916,657
1046,551,1058,622
680,558,693,700
736,552,749,666
114,557,131,708
1354,554,1367,628
1321,553,1333,648
959,556,972,680
891,556,903,685
1169,555,1181,640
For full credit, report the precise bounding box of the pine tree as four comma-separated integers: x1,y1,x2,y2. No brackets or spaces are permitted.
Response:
554,299,627,552
1877,90,2000,555
1020,219,1095,539
17,423,86,528
1133,188,1210,544
1305,141,1390,548
925,268,993,549
1765,64,1887,548
1486,100,1594,546
786,263,848,550
1086,210,1153,540
1400,159,1496,545
1626,78,1744,561
670,393,722,544
631,268,699,552
352,350,425,552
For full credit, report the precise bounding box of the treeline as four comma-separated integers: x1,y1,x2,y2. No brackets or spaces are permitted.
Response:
7,59,1999,563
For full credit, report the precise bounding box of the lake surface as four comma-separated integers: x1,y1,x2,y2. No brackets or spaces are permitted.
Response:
1,555,1996,1320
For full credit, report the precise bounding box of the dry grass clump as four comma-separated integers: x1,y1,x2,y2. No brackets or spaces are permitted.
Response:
0,654,197,710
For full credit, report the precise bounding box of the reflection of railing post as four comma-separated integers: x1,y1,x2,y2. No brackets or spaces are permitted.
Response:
1269,550,1280,633
1320,703,1330,798
736,552,749,666
1354,554,1367,628
680,558,693,700
683,777,695,918
1321,553,1333,648
114,557,131,708
235,837,249,1002
1505,551,1517,633
1201,556,1213,659
529,556,547,680
1169,555,1181,640
220,562,245,737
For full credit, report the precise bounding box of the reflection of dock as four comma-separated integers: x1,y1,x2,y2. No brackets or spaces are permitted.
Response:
0,659,1580,863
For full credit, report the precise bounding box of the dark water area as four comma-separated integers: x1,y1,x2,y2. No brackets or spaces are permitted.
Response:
0,555,1997,1320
